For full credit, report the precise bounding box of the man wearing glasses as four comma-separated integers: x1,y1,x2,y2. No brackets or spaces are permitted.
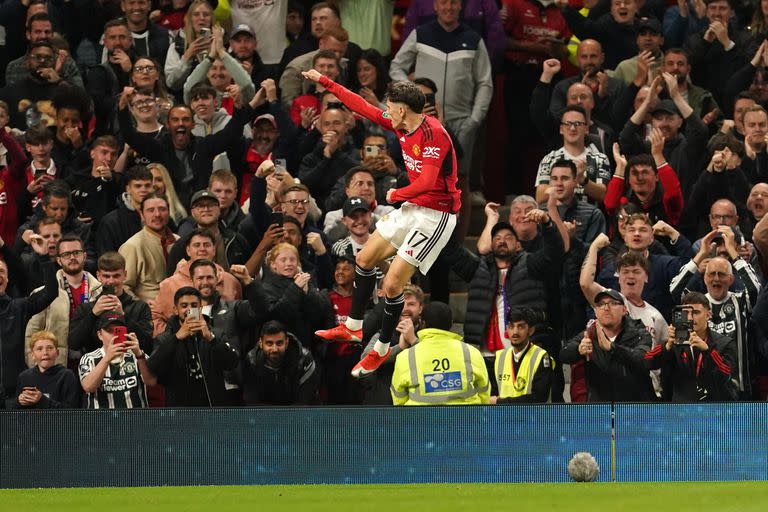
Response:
535,105,611,206
25,235,101,368
560,288,655,402
4,13,84,89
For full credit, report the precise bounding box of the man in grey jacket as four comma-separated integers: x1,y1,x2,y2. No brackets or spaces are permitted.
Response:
389,0,493,183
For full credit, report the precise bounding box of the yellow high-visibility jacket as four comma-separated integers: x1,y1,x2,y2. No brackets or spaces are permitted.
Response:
391,328,490,406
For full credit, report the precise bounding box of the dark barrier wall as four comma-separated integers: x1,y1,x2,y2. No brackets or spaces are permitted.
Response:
0,403,765,488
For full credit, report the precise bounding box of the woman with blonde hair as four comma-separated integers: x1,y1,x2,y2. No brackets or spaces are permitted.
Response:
147,163,188,224
164,0,216,92
262,243,334,348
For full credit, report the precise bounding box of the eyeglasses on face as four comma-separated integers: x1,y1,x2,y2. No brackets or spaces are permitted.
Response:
58,250,85,259
284,199,310,206
134,65,156,73
595,301,622,309
561,121,587,129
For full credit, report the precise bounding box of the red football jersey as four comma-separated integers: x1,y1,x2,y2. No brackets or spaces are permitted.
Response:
320,76,461,214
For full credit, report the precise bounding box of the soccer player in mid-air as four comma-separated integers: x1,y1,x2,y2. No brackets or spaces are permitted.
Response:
303,68,460,377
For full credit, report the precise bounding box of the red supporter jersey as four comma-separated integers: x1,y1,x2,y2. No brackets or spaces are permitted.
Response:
320,76,461,214
502,0,571,65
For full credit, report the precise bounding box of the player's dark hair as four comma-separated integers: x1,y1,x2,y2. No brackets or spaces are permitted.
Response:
615,251,650,274
186,228,216,246
386,81,425,114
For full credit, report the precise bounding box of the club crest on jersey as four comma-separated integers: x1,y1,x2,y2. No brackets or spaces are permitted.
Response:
412,144,420,156
423,146,440,158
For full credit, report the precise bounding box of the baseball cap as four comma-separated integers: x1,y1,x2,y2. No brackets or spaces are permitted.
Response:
252,113,277,129
96,312,126,332
636,17,661,34
191,190,219,207
491,221,517,239
342,196,370,217
594,289,625,305
651,99,680,117
231,24,255,38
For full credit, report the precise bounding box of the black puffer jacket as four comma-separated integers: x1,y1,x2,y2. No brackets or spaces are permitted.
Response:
242,332,318,405
443,223,564,346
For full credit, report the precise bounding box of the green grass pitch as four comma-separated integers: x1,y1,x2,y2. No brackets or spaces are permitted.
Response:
1,482,767,511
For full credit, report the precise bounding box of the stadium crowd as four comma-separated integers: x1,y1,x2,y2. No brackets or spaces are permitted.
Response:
3,0,768,408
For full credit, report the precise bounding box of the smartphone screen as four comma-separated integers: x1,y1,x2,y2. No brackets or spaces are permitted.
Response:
365,145,380,157
187,307,201,321
113,326,127,344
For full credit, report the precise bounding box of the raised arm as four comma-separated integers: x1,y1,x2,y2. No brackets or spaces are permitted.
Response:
304,70,394,130
580,233,611,305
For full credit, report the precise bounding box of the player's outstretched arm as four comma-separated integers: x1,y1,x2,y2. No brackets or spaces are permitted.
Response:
302,70,392,130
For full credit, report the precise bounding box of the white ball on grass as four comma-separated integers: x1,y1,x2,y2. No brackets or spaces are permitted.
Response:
567,452,600,482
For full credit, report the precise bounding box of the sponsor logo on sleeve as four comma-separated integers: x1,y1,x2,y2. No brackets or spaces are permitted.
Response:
423,146,440,158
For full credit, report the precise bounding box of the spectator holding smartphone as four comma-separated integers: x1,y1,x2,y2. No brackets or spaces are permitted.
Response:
146,287,239,407
14,331,80,409
79,313,154,409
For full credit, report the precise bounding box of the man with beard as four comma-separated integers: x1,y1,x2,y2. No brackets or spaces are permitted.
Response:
119,193,179,303
25,235,100,367
619,73,708,195
117,86,255,207
613,17,664,85
146,286,239,407
154,229,242,336
561,288,655,402
661,48,720,124
0,41,71,130
187,259,266,404
4,13,83,89
167,189,250,273
242,320,319,405
549,39,625,126
95,165,154,255
86,18,136,136
493,307,554,404
546,160,606,337
670,228,760,397
443,213,564,378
